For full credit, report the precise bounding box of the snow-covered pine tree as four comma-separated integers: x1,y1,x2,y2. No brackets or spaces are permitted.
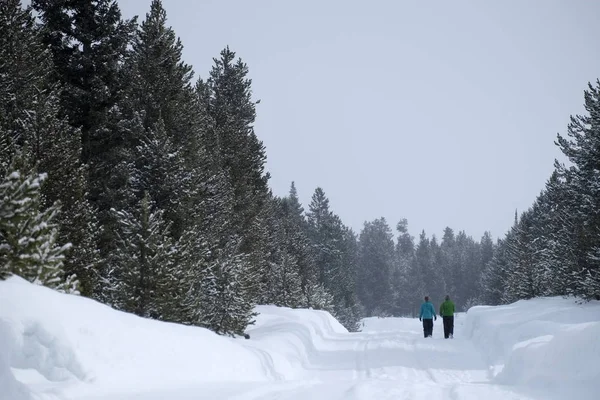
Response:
439,227,458,302
132,119,187,234
280,182,320,307
253,196,301,308
0,0,49,152
461,234,484,309
0,163,74,291
334,226,362,331
357,218,395,316
393,219,417,316
20,90,101,297
413,231,436,305
129,0,193,139
480,232,494,276
555,81,600,300
269,249,303,308
0,0,101,296
542,172,580,295
502,209,539,303
207,47,270,260
199,239,257,336
32,0,140,299
127,0,206,239
480,236,509,305
306,187,361,329
428,235,447,305
109,192,177,319
307,188,336,288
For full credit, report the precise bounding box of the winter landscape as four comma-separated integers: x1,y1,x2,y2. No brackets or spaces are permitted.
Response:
2,0,600,399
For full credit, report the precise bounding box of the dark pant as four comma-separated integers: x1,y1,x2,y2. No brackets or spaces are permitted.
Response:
422,319,433,337
443,316,454,338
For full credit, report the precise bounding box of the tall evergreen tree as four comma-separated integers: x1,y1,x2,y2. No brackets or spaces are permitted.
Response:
357,218,395,316
199,239,257,336
207,47,269,248
392,219,416,316
32,0,137,164
503,209,539,303
0,0,100,295
109,192,177,318
281,182,320,306
555,81,600,299
0,0,51,155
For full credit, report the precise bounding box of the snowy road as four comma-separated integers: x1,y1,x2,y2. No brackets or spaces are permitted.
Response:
79,317,547,400
204,325,534,400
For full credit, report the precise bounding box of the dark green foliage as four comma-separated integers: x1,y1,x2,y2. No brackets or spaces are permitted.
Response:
0,163,74,291
109,192,177,318
0,0,99,293
32,0,137,164
207,47,270,242
307,187,361,331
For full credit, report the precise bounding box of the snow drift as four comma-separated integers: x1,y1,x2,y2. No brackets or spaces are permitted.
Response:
0,276,348,399
465,297,600,396
0,276,267,399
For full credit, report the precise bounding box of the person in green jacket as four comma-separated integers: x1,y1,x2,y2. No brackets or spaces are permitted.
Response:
439,295,455,339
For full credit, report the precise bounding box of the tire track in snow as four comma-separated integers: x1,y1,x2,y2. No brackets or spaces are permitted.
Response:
353,337,372,380
245,345,284,382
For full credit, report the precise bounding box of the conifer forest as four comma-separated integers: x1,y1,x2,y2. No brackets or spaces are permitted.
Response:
1,0,599,336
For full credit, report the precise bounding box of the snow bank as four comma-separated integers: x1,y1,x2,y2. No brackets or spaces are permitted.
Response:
244,305,349,380
0,276,269,399
464,297,600,393
0,318,31,400
0,277,351,398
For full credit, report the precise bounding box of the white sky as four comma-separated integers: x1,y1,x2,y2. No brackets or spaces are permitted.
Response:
117,0,600,241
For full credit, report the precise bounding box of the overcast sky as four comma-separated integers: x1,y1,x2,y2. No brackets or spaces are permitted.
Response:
118,0,600,241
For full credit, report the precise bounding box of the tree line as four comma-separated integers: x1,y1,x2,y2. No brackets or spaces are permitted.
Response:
0,0,361,334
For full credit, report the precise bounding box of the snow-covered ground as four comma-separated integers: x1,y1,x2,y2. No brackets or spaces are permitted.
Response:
1,276,599,400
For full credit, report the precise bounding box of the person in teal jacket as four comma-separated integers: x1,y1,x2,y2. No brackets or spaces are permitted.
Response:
419,296,437,338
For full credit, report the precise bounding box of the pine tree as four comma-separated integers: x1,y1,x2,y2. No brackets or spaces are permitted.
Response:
0,0,51,145
281,182,320,307
307,188,337,288
336,226,362,331
22,91,102,296
0,164,73,291
391,219,416,316
428,235,446,304
109,192,177,319
502,209,539,303
129,0,193,138
542,172,579,295
0,1,101,293
126,0,206,239
131,119,188,235
32,0,137,164
199,240,257,336
306,187,360,329
439,227,458,300
357,218,395,316
269,249,303,308
207,47,269,250
555,81,600,299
